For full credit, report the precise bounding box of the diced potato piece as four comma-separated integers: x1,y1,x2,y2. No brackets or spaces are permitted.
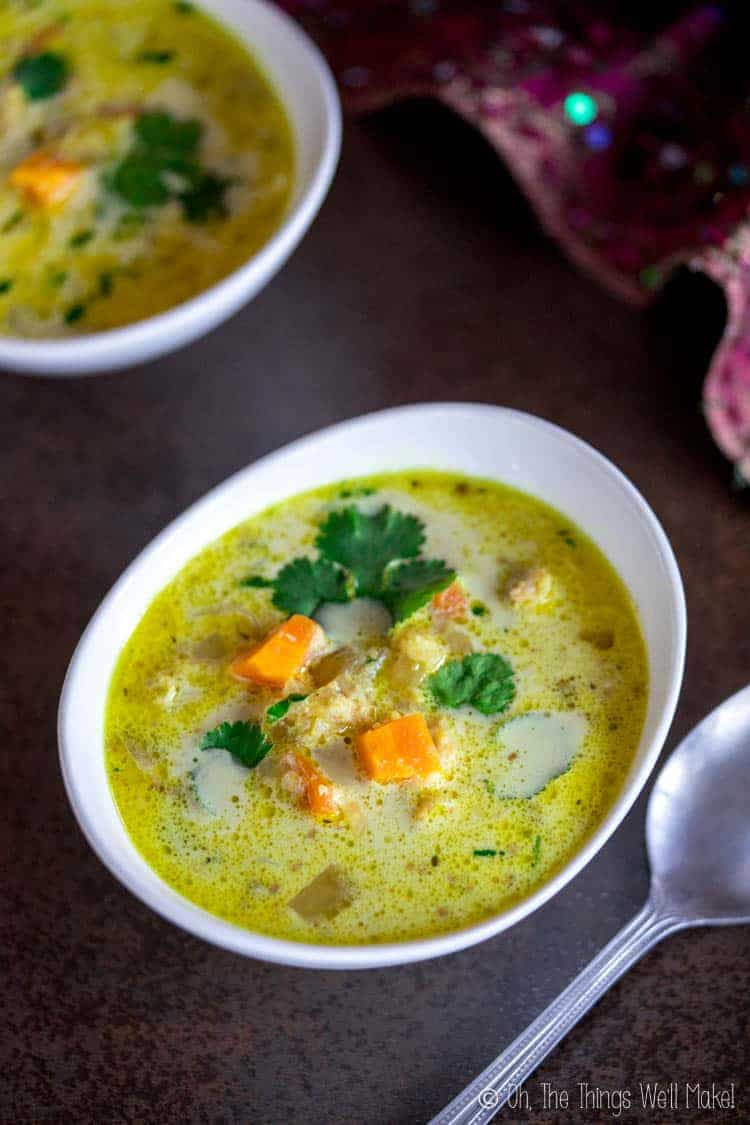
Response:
390,623,446,689
506,566,553,606
431,581,468,620
282,751,341,821
289,864,353,920
356,713,441,783
9,152,83,207
231,614,323,688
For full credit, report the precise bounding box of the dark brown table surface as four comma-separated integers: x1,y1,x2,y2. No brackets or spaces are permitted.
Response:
2,101,748,1125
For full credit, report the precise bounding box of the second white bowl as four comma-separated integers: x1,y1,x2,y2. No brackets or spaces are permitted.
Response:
0,0,341,376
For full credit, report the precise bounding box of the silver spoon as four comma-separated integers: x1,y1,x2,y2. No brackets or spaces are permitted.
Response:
431,685,750,1125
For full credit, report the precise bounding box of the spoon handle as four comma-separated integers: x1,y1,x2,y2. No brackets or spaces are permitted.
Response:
429,897,686,1125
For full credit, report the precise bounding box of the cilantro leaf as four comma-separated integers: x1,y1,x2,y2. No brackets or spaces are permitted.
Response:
14,52,69,101
428,653,515,715
316,504,424,597
382,558,455,622
69,229,94,248
266,693,308,723
109,152,171,207
64,303,86,324
179,169,230,222
272,557,351,616
200,720,272,768
240,575,274,589
134,111,201,156
137,50,175,64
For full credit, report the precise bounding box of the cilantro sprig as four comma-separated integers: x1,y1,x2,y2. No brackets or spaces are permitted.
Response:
200,720,272,768
109,111,229,221
428,653,516,716
240,503,455,625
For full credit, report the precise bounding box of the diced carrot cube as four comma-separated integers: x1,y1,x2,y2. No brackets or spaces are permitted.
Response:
287,753,340,820
356,713,441,783
231,614,321,688
9,152,83,207
432,581,468,620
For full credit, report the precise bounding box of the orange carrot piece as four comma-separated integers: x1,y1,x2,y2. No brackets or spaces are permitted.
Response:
9,152,83,207
431,581,468,620
290,753,340,820
231,614,320,688
356,713,441,783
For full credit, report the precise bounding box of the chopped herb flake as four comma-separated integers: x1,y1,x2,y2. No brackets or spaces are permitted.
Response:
471,603,488,616
0,280,13,294
98,272,114,297
200,720,272,769
64,303,86,324
2,210,23,234
240,575,273,589
531,834,542,865
137,50,176,63
69,229,94,248
266,694,308,724
473,848,499,857
179,169,230,222
339,487,375,498
14,52,69,101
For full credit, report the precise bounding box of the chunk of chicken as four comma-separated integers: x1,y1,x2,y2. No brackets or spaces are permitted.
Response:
506,566,553,607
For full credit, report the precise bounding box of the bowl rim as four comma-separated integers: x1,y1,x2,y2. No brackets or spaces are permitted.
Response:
0,0,341,375
58,403,687,969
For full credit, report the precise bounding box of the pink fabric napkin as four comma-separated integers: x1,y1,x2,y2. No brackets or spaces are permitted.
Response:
281,1,750,481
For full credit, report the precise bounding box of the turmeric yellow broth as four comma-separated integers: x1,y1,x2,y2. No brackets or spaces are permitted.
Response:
105,472,648,944
0,0,293,335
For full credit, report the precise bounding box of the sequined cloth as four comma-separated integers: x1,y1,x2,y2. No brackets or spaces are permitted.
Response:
281,1,750,479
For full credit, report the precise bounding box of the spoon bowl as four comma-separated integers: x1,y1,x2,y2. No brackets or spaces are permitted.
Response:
433,684,750,1124
648,683,750,925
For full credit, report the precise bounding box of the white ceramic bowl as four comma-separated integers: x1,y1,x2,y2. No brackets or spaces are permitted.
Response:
58,404,686,968
1,0,340,376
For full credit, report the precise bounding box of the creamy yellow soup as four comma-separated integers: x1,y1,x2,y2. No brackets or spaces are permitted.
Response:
106,472,648,945
0,0,293,335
